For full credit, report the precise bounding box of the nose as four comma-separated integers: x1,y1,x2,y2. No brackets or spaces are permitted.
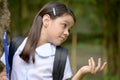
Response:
64,29,69,37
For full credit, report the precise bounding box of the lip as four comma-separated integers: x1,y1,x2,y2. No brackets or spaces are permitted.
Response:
60,36,66,41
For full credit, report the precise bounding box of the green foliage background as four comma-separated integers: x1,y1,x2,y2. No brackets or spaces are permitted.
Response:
7,0,120,80
8,0,103,41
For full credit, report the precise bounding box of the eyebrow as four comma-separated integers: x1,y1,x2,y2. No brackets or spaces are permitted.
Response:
63,20,70,24
63,20,73,26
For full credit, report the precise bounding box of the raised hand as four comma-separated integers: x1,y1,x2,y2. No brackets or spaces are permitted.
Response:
72,57,107,80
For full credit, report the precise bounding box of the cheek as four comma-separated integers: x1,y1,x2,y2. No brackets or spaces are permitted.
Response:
47,23,64,37
51,26,63,35
50,29,61,37
47,27,57,38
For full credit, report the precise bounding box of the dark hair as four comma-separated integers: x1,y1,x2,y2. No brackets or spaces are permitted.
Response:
20,1,76,63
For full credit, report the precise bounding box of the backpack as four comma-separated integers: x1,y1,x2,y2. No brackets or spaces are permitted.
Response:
8,36,68,80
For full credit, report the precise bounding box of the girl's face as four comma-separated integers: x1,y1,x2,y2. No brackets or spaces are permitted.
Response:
45,14,74,46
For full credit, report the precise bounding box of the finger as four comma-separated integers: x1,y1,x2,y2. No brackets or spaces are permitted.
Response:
88,58,92,71
95,58,101,73
84,58,93,74
90,57,96,74
88,58,91,67
100,62,107,71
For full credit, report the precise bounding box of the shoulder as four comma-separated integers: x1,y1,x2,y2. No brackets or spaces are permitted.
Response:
11,36,27,55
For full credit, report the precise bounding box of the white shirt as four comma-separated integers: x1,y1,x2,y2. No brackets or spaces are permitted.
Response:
0,38,72,80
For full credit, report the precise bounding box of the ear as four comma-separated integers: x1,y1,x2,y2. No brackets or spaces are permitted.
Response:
42,14,51,28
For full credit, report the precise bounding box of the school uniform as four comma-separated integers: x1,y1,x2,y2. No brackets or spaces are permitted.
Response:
0,37,72,80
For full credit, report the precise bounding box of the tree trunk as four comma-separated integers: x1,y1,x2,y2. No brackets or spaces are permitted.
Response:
116,9,120,79
101,0,120,79
67,0,77,74
0,0,10,56
71,27,77,74
0,0,10,71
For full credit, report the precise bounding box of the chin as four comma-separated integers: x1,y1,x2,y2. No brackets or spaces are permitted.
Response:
52,42,63,46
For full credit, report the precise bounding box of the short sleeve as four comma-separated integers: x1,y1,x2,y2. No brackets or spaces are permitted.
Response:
0,45,9,65
63,56,73,80
0,52,6,65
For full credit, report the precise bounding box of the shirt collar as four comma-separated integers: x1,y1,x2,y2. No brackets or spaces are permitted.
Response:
35,43,56,57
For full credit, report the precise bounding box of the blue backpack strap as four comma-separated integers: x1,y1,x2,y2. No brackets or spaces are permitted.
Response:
52,46,68,80
8,36,25,70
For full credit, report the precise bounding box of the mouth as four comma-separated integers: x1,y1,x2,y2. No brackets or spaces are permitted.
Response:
59,36,66,42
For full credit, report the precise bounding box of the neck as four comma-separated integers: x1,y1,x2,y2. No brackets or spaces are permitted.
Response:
37,28,48,47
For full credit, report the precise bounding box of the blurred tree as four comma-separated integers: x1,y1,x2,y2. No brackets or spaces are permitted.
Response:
8,0,51,37
68,0,77,75
7,0,120,79
0,0,10,56
0,0,10,72
96,0,120,79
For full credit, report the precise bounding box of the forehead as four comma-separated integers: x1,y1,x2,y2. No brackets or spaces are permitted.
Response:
55,14,74,25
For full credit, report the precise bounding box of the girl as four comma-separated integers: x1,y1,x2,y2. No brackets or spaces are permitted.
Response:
0,1,107,80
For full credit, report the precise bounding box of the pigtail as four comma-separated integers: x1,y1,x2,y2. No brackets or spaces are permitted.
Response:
20,11,43,63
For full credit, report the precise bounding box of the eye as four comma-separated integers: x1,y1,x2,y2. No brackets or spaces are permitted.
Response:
61,23,67,28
